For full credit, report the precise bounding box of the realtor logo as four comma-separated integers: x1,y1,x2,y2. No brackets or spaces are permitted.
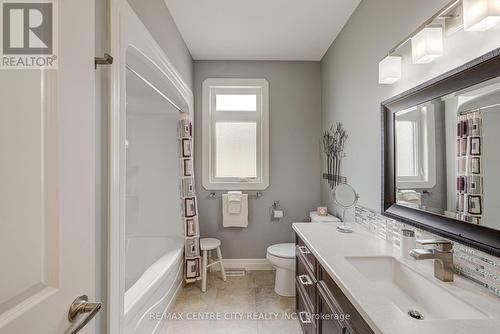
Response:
1,0,58,69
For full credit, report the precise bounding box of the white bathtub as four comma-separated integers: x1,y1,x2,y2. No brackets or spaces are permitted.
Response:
124,236,184,334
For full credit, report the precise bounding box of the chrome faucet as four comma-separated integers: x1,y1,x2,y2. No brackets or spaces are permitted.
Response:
410,239,454,282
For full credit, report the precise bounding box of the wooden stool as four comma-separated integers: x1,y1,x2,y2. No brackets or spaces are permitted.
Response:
200,238,226,292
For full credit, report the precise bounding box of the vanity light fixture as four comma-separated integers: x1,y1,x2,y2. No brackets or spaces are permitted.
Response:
377,0,468,84
411,27,444,64
463,0,500,31
379,55,402,84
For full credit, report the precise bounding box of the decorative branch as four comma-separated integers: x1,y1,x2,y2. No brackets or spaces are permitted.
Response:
323,123,348,188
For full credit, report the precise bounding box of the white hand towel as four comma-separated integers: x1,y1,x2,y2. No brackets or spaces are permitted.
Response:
228,191,242,202
227,191,242,214
222,193,248,227
396,190,422,207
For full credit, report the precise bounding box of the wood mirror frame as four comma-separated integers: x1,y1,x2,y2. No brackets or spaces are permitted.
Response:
382,48,500,256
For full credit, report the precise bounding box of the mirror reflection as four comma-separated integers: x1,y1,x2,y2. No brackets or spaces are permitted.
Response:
395,77,500,231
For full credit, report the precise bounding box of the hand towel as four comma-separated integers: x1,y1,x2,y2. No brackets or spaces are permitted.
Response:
228,191,242,201
222,193,248,227
227,191,242,214
396,190,422,207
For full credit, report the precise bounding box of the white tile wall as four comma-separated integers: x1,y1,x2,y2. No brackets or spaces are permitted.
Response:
355,205,500,297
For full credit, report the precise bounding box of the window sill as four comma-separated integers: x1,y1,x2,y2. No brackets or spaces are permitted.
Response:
202,180,269,191
397,180,436,189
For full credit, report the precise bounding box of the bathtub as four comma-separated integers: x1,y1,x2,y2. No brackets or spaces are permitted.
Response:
123,236,184,334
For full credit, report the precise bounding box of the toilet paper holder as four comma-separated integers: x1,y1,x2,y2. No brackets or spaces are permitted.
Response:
270,201,284,221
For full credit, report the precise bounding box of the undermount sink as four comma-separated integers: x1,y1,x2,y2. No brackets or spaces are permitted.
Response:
345,256,488,321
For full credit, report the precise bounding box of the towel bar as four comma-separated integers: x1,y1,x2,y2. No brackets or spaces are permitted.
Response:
207,191,263,200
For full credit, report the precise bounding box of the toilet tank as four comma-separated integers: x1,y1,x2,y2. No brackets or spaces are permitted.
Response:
309,211,340,223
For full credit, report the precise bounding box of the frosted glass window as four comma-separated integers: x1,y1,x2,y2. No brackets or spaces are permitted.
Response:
216,94,257,111
202,78,269,190
215,122,257,178
396,121,417,177
395,105,436,189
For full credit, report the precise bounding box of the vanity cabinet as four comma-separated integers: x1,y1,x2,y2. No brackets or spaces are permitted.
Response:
295,235,374,334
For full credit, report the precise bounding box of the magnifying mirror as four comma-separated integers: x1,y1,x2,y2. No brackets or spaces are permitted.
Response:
333,183,359,233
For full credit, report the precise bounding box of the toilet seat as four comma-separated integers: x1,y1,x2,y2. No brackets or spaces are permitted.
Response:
267,243,295,259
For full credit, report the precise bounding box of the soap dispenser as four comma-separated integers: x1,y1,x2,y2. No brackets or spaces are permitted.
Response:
400,229,416,259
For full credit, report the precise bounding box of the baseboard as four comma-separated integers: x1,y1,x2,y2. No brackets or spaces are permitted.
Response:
211,258,273,271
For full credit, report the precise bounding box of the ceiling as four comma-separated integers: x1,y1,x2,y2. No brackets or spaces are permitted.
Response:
164,0,361,61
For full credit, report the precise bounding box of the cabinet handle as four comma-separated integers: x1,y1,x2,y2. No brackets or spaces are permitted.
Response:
298,246,310,255
298,311,312,324
298,274,313,286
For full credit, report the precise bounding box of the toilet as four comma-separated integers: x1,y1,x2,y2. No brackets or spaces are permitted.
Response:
266,211,341,296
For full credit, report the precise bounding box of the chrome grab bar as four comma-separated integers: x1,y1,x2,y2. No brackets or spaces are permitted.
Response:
68,295,102,334
298,274,313,286
298,311,312,324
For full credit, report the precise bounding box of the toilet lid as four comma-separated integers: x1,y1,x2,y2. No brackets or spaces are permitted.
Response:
267,243,295,259
310,211,341,222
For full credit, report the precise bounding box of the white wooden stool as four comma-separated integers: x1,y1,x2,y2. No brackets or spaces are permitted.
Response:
200,238,226,292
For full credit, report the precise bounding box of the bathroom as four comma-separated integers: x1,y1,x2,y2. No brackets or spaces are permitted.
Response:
1,0,500,333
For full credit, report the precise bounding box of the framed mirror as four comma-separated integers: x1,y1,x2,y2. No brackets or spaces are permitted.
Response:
382,48,500,256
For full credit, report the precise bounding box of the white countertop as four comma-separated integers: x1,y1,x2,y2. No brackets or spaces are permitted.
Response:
292,222,500,334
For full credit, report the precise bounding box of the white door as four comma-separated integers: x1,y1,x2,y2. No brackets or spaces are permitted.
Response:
0,0,97,333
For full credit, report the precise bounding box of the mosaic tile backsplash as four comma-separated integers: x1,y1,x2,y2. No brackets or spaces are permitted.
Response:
355,205,500,297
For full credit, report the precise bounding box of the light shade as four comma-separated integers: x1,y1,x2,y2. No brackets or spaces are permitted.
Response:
379,56,402,84
411,27,443,64
463,0,500,31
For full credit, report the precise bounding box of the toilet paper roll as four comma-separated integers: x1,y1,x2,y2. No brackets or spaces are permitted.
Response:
273,210,284,218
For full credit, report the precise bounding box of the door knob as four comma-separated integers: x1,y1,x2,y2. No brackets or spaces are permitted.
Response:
68,295,102,334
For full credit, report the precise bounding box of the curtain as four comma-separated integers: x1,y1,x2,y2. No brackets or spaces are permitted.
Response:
179,117,202,282
456,111,483,224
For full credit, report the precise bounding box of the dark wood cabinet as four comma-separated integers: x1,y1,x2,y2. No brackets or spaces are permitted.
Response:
296,237,316,273
296,246,316,310
296,282,317,334
295,235,375,334
318,282,345,334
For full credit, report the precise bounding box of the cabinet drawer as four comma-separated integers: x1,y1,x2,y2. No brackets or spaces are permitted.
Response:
318,282,346,334
296,280,316,334
297,252,316,310
296,238,315,273
320,270,374,334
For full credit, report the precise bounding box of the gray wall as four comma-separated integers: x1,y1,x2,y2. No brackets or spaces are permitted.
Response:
193,61,322,258
128,0,193,87
320,0,500,218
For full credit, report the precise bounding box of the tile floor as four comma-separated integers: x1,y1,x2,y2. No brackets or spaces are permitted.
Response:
161,270,302,334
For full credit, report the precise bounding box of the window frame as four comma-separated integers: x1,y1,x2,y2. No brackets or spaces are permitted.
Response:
395,103,436,189
202,78,269,190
